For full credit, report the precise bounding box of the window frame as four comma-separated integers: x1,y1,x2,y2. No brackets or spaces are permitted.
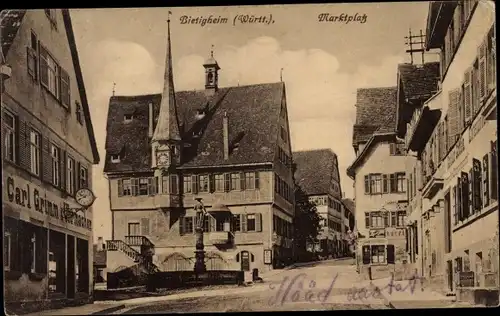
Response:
66,156,75,195
247,214,256,232
214,174,224,192
127,221,141,236
29,129,41,176
183,175,192,194
370,174,382,194
138,178,149,196
110,154,121,163
230,173,241,191
79,165,88,189
3,110,16,163
198,174,210,193
122,178,132,196
51,143,60,186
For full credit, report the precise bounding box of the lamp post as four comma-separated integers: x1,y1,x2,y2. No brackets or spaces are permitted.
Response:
194,198,207,273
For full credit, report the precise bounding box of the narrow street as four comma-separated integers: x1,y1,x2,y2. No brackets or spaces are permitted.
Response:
119,258,391,313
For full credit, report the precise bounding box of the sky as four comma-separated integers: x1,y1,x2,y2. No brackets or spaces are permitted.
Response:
69,3,436,241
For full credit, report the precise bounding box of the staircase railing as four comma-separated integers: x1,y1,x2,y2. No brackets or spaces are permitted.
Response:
125,235,155,248
106,240,141,262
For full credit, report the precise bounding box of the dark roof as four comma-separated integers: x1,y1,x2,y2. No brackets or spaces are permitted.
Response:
396,62,441,137
398,62,440,101
342,198,355,214
93,245,107,267
0,10,26,58
293,149,339,196
104,82,285,173
352,87,398,148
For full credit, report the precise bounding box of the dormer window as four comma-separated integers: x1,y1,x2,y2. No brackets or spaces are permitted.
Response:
111,155,121,163
195,109,206,120
124,114,133,123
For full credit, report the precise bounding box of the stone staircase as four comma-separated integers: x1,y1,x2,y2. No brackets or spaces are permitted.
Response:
107,237,159,273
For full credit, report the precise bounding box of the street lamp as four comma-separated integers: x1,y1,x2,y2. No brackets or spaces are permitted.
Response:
194,198,207,273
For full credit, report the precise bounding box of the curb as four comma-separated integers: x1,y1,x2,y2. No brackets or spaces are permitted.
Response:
91,305,126,315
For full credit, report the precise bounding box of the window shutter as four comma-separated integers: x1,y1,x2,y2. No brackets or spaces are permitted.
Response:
488,25,496,90
472,158,482,211
179,217,185,235
141,218,150,236
483,154,490,207
461,172,469,220
447,88,461,145
468,169,473,216
117,179,124,197
414,226,418,255
241,214,247,232
255,213,262,232
382,175,389,193
452,185,458,225
240,172,245,191
147,177,154,196
364,213,370,228
154,176,159,194
41,137,51,183
390,173,396,193
463,67,473,125
387,244,395,264
453,6,461,44
478,39,487,101
18,121,30,171
60,150,66,190
224,173,230,192
72,159,77,195
362,245,370,264
490,141,498,201
457,177,463,221
209,174,215,193
383,212,389,227
254,172,260,189
364,175,370,195
191,175,198,194
75,161,81,191
443,116,449,153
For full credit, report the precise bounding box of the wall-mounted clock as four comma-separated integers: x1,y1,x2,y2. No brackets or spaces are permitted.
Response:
157,151,170,166
75,188,95,208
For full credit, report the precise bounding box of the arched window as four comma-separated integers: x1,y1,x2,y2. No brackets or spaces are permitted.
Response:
207,72,214,84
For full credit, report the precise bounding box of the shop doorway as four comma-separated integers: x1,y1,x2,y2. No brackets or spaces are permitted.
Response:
447,260,453,292
240,251,250,271
76,238,89,293
49,230,66,296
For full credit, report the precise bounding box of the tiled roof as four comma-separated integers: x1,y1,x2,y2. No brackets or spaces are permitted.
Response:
0,10,26,58
293,149,339,196
352,87,398,147
398,62,440,101
104,82,284,173
93,245,107,267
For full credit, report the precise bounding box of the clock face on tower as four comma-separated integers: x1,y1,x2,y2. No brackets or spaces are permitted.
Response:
157,151,170,166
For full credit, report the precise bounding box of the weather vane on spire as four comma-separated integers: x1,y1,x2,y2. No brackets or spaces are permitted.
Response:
211,44,215,58
280,68,284,82
167,10,172,23
112,82,116,96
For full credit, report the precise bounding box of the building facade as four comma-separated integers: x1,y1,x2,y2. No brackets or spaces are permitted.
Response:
293,149,347,258
2,9,100,308
402,1,497,305
103,19,295,275
348,87,409,280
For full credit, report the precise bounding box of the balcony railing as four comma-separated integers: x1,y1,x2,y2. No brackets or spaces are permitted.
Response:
208,231,234,245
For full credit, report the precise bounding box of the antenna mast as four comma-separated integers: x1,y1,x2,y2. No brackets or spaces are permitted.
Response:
405,28,426,65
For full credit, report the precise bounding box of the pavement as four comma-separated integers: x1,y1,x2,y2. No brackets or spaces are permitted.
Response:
20,258,476,314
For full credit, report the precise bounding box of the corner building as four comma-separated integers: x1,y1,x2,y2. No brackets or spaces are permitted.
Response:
348,87,409,280
402,1,498,304
104,20,295,274
2,10,100,308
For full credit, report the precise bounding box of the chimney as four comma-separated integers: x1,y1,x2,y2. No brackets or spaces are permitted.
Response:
97,237,104,251
223,112,229,160
148,102,154,138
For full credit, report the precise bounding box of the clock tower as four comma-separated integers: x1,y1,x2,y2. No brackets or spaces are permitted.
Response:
151,14,182,195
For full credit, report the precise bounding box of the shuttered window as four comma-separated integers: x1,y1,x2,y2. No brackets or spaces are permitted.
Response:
478,39,487,101
483,154,490,208
472,60,480,116
183,175,192,194
364,175,370,194
490,141,498,202
452,184,458,225
447,88,461,146
140,218,150,236
365,213,370,228
486,25,496,91
472,158,482,212
463,67,473,125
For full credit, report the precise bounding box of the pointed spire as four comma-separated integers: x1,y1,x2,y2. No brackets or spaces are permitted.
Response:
152,11,181,142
